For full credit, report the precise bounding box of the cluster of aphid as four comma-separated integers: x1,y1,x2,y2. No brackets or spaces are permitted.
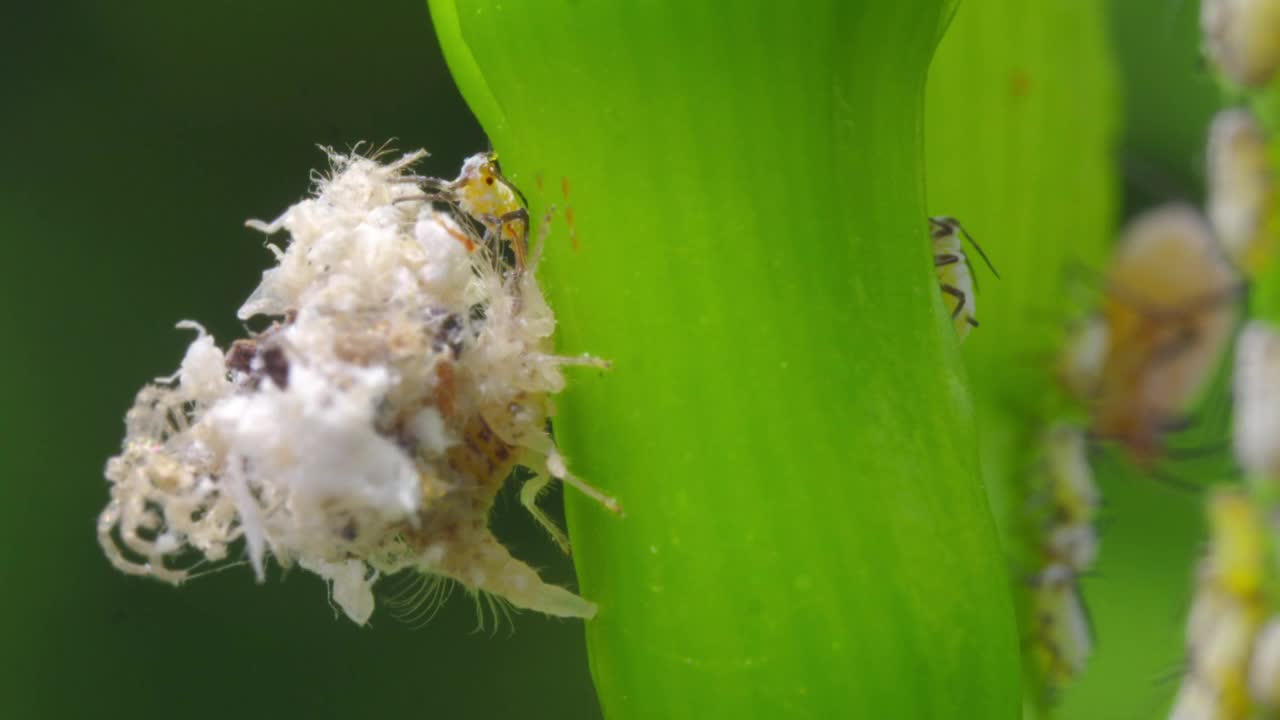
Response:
1023,425,1100,696
97,145,619,625
1170,489,1270,720
1011,197,1245,704
1161,3,1280,717
1173,319,1280,716
1016,113,1259,706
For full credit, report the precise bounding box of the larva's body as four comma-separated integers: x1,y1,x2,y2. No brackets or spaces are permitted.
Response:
97,148,619,626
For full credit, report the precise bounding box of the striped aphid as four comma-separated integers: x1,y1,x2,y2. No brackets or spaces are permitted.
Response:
928,216,1000,342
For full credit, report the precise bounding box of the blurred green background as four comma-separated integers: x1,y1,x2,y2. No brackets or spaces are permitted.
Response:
0,0,1241,717
1057,1,1227,718
1,1,603,718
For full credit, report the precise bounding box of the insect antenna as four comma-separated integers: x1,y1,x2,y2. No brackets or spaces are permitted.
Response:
488,154,530,208
956,221,1001,280
1146,466,1207,494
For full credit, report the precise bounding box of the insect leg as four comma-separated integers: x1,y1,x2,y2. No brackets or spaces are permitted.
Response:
498,207,531,270
941,283,968,320
519,472,572,553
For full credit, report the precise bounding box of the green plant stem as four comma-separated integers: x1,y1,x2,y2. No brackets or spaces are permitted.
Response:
431,2,1019,717
924,1,1118,713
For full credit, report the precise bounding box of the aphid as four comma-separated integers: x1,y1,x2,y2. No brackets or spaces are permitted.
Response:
928,216,999,341
1202,0,1280,88
1024,424,1101,697
1233,322,1280,479
1207,109,1275,275
1087,205,1243,467
1028,564,1094,688
1169,490,1267,720
423,153,531,270
1058,314,1110,402
1250,619,1280,708
1041,424,1101,569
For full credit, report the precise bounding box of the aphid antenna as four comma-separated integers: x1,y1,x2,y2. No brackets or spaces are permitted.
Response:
1146,467,1207,494
484,152,531,209
954,221,1001,280
392,190,448,206
1149,658,1191,690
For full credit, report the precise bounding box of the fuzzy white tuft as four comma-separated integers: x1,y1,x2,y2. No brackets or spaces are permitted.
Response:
99,147,614,625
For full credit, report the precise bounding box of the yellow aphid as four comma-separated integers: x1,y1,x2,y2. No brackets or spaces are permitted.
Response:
1044,424,1099,526
1207,109,1275,275
1250,620,1280,708
1058,314,1109,402
1024,423,1101,699
429,153,531,269
1202,0,1280,88
928,216,999,342
1029,565,1094,686
1090,205,1242,467
1041,424,1101,571
1235,322,1280,479
1207,490,1265,599
1170,490,1267,720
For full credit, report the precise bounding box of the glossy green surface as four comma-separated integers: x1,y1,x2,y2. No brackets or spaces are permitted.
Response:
432,2,1021,717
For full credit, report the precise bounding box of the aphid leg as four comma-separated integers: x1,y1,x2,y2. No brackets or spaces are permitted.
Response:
497,207,531,270
528,205,557,274
546,446,624,516
519,472,573,553
941,283,968,320
928,216,957,238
